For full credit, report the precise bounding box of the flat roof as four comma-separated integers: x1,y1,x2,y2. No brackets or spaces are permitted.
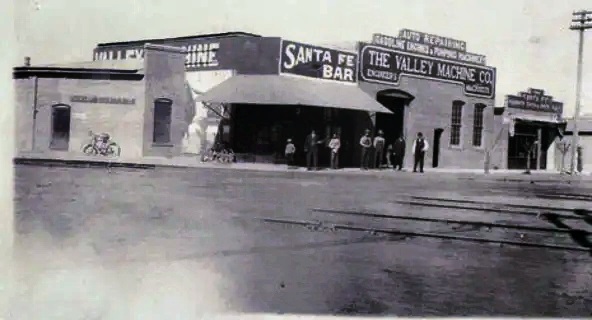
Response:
33,59,144,71
96,31,261,48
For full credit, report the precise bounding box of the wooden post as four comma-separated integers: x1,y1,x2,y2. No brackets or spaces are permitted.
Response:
536,127,542,170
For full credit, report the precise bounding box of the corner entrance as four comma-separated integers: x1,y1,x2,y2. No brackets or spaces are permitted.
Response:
374,89,414,147
230,104,359,167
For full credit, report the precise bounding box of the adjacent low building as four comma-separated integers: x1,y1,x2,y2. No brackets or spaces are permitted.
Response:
488,88,566,171
555,115,592,173
13,44,191,160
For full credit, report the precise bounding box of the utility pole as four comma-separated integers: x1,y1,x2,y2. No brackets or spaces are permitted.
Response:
569,10,592,174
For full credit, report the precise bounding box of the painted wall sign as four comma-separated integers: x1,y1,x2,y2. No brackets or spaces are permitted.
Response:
279,40,358,83
398,29,467,52
371,33,486,66
359,43,496,99
93,40,221,70
70,95,136,105
505,88,564,114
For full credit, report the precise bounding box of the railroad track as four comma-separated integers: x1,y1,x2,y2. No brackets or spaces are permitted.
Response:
253,196,592,255
390,199,591,221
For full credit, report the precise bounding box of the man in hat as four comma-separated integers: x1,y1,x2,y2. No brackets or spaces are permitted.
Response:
392,136,406,171
359,129,372,170
412,132,429,173
373,130,386,169
304,129,323,170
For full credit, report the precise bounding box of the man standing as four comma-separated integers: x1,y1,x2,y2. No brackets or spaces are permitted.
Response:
285,138,296,168
360,129,372,170
304,129,323,171
393,136,406,171
412,132,429,173
373,130,386,169
328,133,341,169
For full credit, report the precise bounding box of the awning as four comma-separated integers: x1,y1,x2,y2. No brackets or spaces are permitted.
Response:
510,114,566,125
196,75,393,114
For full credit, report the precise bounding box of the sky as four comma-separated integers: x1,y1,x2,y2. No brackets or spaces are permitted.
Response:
11,0,592,116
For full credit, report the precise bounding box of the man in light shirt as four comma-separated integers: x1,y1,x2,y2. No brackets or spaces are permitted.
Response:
359,129,372,170
328,133,341,169
373,130,386,169
412,132,429,173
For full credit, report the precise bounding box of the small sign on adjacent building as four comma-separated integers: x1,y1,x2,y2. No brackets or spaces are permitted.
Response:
505,88,564,115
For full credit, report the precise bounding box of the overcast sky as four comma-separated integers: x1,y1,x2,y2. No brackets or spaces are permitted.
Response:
12,0,592,116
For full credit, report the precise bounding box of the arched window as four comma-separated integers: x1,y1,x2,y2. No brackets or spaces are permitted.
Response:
50,104,71,150
153,98,173,144
472,103,487,147
449,100,465,146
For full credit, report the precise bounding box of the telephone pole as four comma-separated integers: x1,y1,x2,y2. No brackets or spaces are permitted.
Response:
569,10,592,174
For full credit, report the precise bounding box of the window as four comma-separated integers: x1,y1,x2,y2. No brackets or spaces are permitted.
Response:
472,104,486,147
153,98,173,144
449,100,464,146
50,104,71,150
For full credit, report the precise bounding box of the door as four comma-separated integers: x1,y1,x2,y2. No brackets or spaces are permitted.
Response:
50,105,71,151
432,128,444,168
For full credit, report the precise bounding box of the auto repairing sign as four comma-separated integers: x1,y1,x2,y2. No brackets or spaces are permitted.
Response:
359,43,496,99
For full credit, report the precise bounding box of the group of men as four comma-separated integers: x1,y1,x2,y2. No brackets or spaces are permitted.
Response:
285,129,430,173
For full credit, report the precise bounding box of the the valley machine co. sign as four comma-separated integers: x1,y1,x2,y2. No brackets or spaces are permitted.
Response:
359,42,496,99
279,39,358,83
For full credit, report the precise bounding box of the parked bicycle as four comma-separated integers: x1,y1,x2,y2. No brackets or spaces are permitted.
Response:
82,131,121,157
201,143,235,163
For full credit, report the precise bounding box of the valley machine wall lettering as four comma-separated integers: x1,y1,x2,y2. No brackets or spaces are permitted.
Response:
359,43,496,99
93,41,220,70
280,40,358,83
371,33,486,66
505,88,564,114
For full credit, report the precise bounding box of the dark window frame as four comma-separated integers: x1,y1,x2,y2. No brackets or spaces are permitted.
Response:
49,104,71,150
472,104,487,147
152,98,173,144
449,100,465,147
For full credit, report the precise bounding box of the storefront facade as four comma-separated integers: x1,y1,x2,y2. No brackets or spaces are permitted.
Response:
94,33,391,167
357,30,497,169
493,88,565,171
14,44,190,159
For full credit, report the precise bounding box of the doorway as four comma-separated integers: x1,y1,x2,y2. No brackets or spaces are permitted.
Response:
375,89,414,147
432,128,444,167
50,105,71,150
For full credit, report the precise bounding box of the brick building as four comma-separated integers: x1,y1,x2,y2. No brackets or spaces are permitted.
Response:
90,30,501,169
13,44,190,160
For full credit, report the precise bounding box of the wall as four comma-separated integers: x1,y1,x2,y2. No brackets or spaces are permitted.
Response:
183,70,235,155
142,45,189,157
359,77,495,169
490,113,508,170
14,77,145,159
554,134,592,173
94,36,282,75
